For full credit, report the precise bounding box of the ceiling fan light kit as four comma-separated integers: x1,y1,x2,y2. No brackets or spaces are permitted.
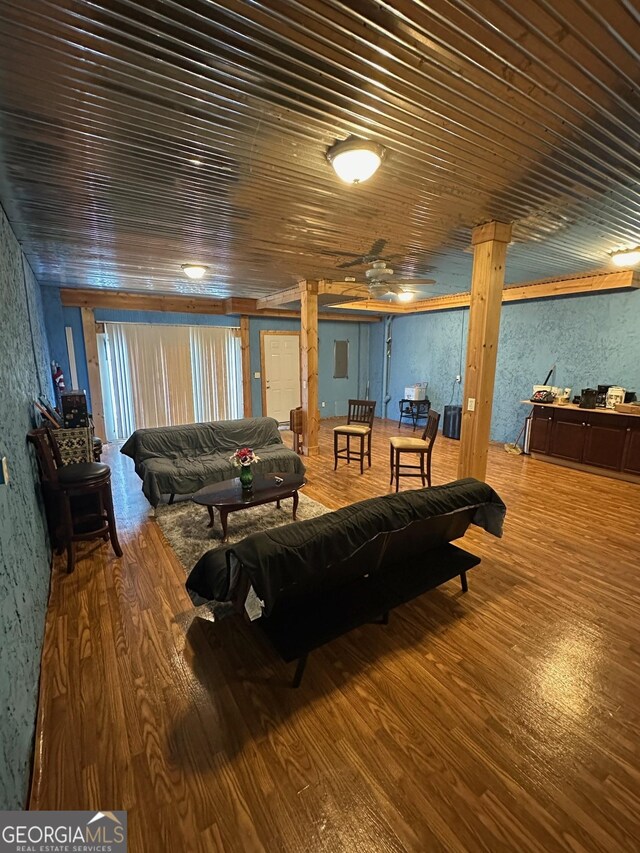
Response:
181,263,209,280
327,138,385,184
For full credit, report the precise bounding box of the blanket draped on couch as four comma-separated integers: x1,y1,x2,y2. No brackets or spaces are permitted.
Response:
187,478,506,616
121,416,306,506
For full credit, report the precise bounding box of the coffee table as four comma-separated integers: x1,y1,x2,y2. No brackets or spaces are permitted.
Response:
192,472,305,542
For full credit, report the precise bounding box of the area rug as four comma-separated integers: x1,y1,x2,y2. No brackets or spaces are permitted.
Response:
155,490,330,574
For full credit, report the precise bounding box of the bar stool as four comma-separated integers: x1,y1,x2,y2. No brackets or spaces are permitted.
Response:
28,428,122,573
389,410,440,492
333,399,376,474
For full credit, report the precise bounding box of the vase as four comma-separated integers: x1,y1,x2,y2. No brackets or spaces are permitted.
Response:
239,465,254,491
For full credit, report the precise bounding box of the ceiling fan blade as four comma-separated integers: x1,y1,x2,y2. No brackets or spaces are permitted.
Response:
368,238,387,258
337,256,365,269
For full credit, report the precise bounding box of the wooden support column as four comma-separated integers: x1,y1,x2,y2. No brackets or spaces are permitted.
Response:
80,307,106,441
240,315,252,417
299,280,319,456
457,221,512,481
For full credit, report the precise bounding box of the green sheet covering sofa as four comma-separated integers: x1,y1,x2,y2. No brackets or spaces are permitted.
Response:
187,478,506,685
121,416,306,507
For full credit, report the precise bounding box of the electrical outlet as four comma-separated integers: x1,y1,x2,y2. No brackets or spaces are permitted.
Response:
0,456,9,486
321,401,326,407
254,371,260,379
467,398,476,412
455,374,462,383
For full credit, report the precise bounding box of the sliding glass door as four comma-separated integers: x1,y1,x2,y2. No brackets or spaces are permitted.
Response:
102,322,243,439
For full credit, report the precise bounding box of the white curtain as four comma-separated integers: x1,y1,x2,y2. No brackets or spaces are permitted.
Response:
104,322,243,438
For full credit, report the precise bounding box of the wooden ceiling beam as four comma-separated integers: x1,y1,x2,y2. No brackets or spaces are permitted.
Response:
255,285,303,309
59,288,380,322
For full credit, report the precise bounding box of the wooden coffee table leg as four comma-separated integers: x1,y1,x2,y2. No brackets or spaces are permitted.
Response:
292,490,299,520
220,509,229,542
276,499,281,509
207,506,215,528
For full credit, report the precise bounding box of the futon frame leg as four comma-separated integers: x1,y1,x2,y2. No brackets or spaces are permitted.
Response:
460,571,468,593
168,493,175,505
292,654,308,688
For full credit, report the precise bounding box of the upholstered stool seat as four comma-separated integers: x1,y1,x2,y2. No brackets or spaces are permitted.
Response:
333,399,377,475
389,410,440,492
333,424,371,435
58,462,110,485
390,436,429,450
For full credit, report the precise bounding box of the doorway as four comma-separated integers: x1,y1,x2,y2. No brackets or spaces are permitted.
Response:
260,331,301,422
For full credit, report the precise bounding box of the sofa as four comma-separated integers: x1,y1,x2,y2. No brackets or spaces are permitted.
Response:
186,478,506,685
121,416,306,507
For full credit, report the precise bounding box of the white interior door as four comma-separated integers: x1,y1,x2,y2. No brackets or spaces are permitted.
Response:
262,333,301,422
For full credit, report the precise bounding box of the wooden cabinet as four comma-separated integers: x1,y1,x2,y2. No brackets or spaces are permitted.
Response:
622,422,640,475
528,404,640,482
583,413,628,470
529,406,553,453
549,409,586,462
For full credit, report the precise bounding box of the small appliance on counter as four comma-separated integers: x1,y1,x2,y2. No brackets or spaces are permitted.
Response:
606,386,626,409
579,388,597,409
596,384,612,408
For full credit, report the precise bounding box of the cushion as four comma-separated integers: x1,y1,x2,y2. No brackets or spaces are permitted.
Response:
333,424,371,435
58,462,110,485
390,436,429,450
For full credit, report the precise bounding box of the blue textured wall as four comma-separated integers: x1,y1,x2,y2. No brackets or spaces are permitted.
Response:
0,207,52,808
378,289,640,443
249,316,370,418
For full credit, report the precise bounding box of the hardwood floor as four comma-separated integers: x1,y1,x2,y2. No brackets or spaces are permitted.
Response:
31,418,640,852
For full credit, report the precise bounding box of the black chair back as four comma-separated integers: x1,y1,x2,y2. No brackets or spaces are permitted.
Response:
421,410,441,447
347,399,376,427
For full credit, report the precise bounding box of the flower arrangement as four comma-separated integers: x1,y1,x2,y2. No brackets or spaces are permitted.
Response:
230,447,260,467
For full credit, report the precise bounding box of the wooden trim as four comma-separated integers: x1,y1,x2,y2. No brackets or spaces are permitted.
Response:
240,316,251,418
259,330,300,420
458,222,511,481
300,282,319,456
80,307,106,441
60,288,379,323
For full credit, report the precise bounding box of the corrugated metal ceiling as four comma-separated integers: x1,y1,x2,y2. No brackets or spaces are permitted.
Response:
0,0,638,297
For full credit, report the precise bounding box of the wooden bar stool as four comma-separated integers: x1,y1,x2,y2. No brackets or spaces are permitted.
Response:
28,427,122,573
333,399,376,474
389,410,440,492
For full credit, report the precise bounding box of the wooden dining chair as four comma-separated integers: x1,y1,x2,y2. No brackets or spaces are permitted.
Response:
389,409,440,492
333,399,376,474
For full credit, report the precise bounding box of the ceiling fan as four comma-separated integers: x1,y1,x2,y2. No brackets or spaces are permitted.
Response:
321,238,399,269
355,259,436,300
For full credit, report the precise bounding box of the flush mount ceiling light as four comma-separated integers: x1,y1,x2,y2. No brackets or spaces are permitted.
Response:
181,263,209,280
327,138,385,184
611,247,640,267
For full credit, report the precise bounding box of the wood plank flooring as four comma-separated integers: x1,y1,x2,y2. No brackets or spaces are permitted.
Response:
30,418,640,852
